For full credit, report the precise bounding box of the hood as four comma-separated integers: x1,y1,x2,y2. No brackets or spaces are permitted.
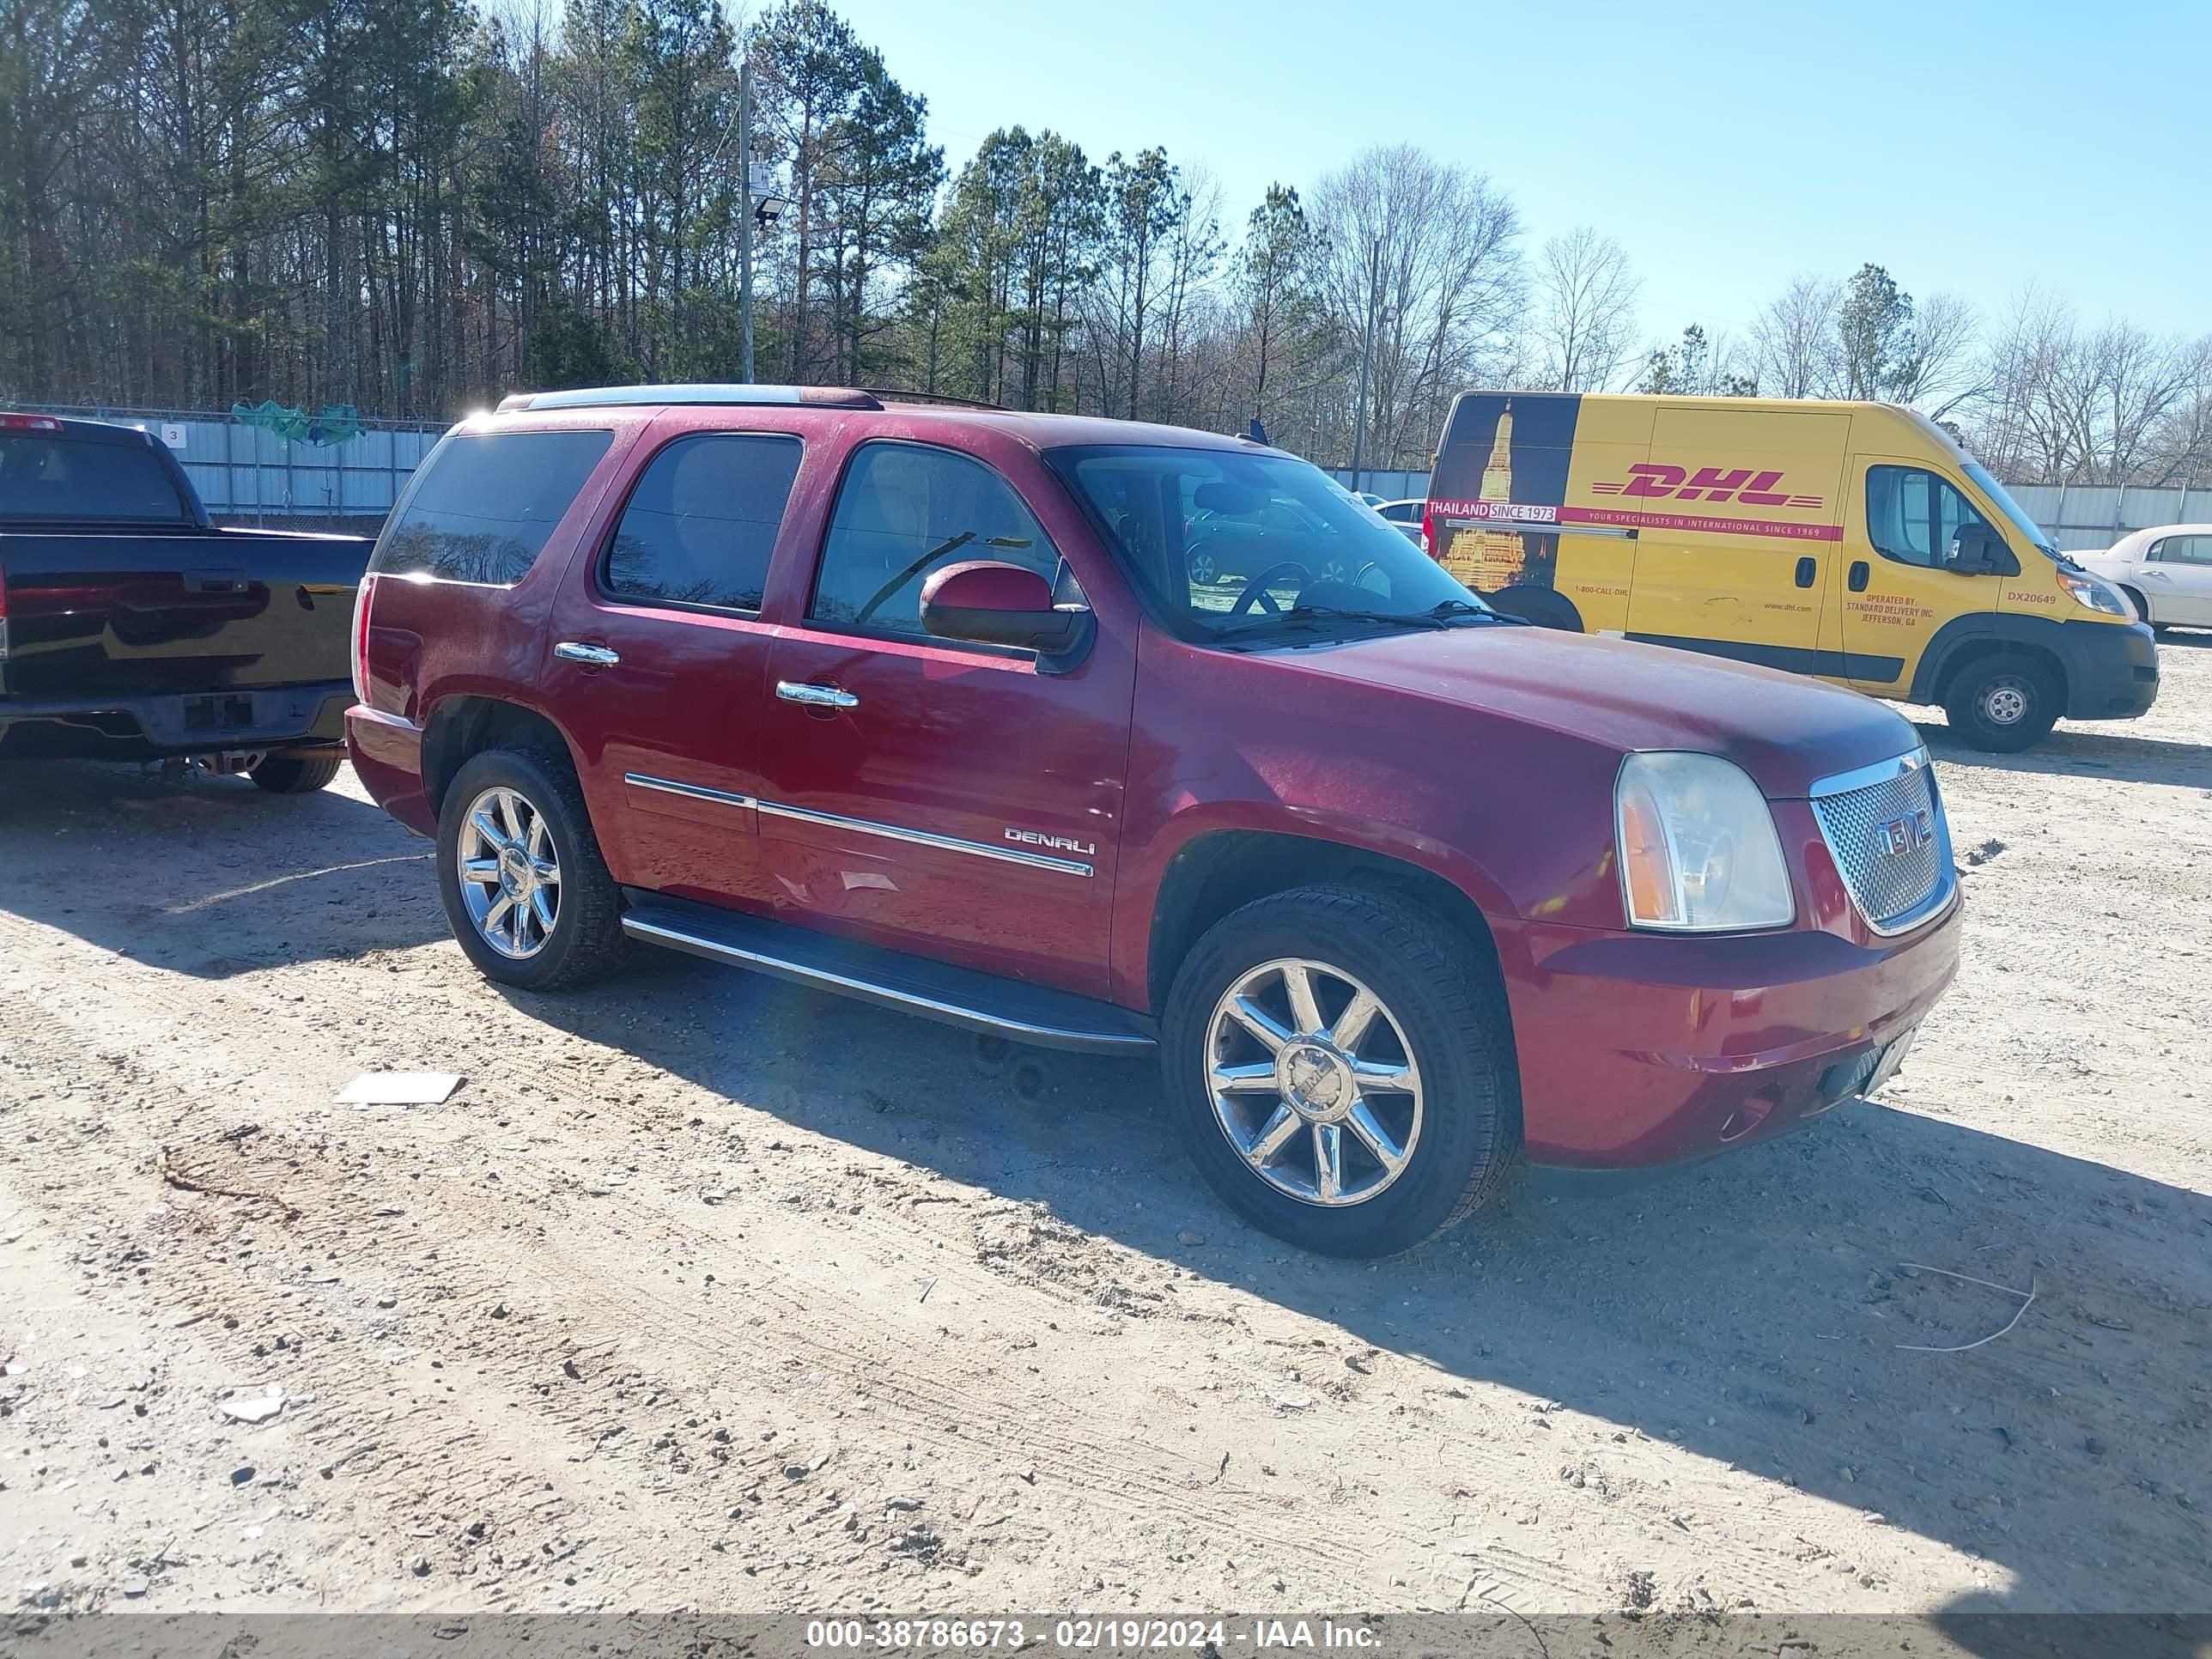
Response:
1268,624,1921,799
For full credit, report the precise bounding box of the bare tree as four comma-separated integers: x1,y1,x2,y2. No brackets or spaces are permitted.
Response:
1309,143,1524,469
2142,336,2212,488
1894,291,1984,416
1749,276,1842,398
1968,288,2203,484
1528,228,1639,392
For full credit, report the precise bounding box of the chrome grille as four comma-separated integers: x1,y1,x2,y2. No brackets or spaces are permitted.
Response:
1810,753,1954,935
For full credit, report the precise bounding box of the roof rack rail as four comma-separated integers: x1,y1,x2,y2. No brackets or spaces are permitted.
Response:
495,384,882,413
864,388,1005,411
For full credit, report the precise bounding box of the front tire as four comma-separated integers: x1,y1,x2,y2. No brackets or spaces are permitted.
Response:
435,745,627,991
1160,884,1518,1257
247,754,343,794
1943,652,2061,753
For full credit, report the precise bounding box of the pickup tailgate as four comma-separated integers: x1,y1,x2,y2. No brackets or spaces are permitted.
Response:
0,526,369,699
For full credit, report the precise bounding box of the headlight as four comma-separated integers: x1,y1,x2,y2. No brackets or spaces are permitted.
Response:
1615,752,1796,932
2057,569,2130,617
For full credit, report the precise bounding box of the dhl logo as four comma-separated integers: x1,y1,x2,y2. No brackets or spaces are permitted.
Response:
1591,465,1823,509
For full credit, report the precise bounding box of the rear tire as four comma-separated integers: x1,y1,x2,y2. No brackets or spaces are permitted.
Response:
247,754,343,794
1942,652,2062,753
1160,883,1518,1258
1485,586,1583,632
436,745,627,991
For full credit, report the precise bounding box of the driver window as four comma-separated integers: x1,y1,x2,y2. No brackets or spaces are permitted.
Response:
1866,465,1991,569
811,441,1061,640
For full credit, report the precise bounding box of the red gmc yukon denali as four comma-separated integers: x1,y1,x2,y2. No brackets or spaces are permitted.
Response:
348,386,1961,1256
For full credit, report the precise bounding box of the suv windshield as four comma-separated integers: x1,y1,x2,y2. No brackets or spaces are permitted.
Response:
1048,445,1486,640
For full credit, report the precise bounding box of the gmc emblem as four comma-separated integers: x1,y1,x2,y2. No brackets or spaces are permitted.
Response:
1874,809,1935,859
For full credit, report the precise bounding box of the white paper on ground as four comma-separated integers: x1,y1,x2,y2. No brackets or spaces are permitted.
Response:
337,1073,464,1106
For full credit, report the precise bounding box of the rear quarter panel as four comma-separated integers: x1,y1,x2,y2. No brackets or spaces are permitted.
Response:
356,413,647,815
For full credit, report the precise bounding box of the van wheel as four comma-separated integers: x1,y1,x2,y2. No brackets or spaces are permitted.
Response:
248,754,343,794
436,745,627,991
1160,884,1518,1258
1943,653,2061,753
1487,587,1583,632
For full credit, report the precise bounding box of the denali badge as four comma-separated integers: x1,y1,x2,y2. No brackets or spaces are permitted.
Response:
1006,827,1096,857
1873,809,1935,859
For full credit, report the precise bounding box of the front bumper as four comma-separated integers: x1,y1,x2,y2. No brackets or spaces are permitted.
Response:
1507,902,1961,1169
2058,617,2159,720
0,682,351,762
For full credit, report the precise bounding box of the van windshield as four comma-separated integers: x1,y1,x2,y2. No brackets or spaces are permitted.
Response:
1962,461,2058,558
1048,445,1488,641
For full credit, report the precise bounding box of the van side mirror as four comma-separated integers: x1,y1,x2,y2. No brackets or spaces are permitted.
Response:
1948,522,2020,577
920,560,1096,672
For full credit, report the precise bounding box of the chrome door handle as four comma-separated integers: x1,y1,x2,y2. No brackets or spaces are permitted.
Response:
554,641,621,666
775,680,859,710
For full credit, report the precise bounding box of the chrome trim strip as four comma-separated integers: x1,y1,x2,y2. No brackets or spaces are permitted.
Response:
623,772,759,811
1858,877,1958,939
1808,747,1929,799
621,916,1152,1050
619,773,1091,878
756,799,1093,878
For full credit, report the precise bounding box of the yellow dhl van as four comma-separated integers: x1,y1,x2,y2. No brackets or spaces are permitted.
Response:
1424,392,2159,750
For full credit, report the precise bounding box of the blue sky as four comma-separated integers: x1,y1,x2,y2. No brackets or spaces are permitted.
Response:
819,0,2208,345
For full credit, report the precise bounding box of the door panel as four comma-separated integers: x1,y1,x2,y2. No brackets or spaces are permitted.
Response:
751,437,1133,1000
756,629,1129,997
1845,458,2008,695
2143,536,2212,623
544,428,804,908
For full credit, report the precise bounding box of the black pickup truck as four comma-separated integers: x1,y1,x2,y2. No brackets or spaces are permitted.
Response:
0,412,371,792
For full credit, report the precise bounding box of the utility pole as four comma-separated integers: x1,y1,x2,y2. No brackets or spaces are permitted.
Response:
737,50,755,384
1348,236,1381,493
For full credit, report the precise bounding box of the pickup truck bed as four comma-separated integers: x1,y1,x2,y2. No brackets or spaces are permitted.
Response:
0,414,371,769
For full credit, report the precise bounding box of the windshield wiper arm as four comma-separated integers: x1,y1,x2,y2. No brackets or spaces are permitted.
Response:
1226,605,1451,636
1424,599,1498,623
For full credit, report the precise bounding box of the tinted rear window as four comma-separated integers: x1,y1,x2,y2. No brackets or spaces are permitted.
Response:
0,434,190,523
602,433,803,612
370,428,613,585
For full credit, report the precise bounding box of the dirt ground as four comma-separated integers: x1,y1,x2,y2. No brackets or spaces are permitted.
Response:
3,641,2209,1629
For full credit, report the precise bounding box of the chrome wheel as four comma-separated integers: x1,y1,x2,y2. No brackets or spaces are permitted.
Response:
456,785,561,959
1979,677,2031,726
1204,957,1424,1207
1188,548,1219,586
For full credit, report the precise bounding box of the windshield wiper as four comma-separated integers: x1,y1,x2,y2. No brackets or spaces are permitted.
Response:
1223,598,1510,641
1424,599,1498,623
1226,605,1452,636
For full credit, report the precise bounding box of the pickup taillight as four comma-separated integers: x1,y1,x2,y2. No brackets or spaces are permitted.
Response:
349,574,374,705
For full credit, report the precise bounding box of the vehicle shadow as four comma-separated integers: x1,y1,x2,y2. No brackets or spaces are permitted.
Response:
507,951,2212,1626
0,759,438,976
1914,720,2212,788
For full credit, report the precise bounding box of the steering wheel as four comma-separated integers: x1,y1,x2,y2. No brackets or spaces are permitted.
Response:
1230,561,1311,617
